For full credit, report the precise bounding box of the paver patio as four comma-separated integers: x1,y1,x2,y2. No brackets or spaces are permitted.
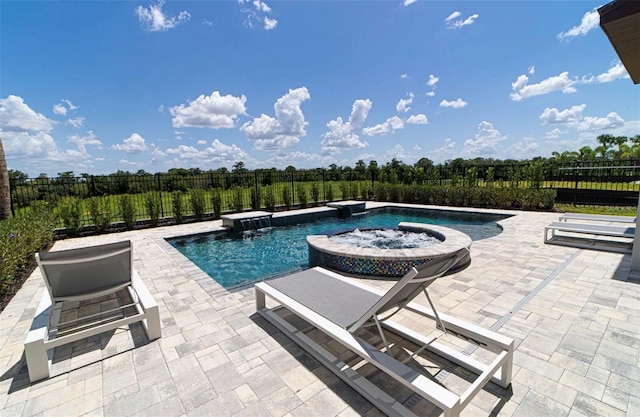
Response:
1,202,638,416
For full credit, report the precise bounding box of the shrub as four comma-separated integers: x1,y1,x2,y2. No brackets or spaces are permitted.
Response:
388,184,401,202
360,182,371,200
189,189,206,221
296,183,308,208
172,191,184,224
250,186,260,210
326,184,334,202
529,162,544,189
282,186,292,210
350,182,359,199
232,187,244,212
119,194,136,230
0,201,55,297
263,186,276,211
211,189,222,218
87,196,112,233
373,183,388,201
58,197,83,236
310,182,320,205
339,182,349,200
144,192,162,226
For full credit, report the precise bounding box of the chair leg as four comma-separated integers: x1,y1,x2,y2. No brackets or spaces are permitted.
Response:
143,304,161,341
24,338,50,383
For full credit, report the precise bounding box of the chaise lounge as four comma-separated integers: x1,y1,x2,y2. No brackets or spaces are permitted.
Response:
544,221,634,253
24,240,161,382
255,250,514,417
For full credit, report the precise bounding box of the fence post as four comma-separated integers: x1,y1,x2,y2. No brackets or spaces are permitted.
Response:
573,163,579,206
291,171,295,205
322,169,326,202
254,171,259,209
156,174,164,218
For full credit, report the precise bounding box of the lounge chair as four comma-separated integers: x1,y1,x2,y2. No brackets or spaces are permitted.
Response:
255,250,514,417
24,240,161,382
544,221,634,252
558,213,636,223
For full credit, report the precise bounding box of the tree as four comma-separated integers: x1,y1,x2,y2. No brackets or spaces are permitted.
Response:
0,137,10,220
232,161,248,173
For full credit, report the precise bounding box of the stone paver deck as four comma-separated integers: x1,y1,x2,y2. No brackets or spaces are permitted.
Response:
1,202,638,416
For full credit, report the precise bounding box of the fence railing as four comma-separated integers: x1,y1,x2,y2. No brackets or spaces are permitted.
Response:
9,160,640,228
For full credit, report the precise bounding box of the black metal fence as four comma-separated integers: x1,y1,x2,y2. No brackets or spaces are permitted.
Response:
9,160,640,228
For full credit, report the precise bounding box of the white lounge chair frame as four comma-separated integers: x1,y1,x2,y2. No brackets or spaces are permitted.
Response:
255,259,514,417
544,221,634,252
24,241,161,382
558,213,636,223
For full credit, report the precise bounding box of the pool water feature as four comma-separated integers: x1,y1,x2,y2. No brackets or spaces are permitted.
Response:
168,207,508,289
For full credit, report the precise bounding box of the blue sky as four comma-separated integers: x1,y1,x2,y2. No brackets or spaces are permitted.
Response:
1,0,638,177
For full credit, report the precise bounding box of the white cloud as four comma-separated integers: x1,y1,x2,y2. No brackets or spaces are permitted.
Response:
463,121,506,155
239,0,277,30
577,113,625,132
158,105,164,113
545,128,567,139
1,131,58,158
557,8,599,40
111,133,148,153
66,117,84,128
202,19,213,27
241,87,310,151
413,145,422,151
440,98,468,109
446,12,479,29
539,104,586,125
425,91,435,97
165,139,250,165
510,71,576,101
0,95,53,132
402,0,418,6
540,104,627,134
510,136,539,156
135,0,190,32
321,99,372,155
68,131,103,155
53,100,79,117
528,66,535,75
400,73,409,79
444,11,461,22
581,62,631,84
264,17,277,30
196,140,207,145
430,138,456,155
53,103,67,116
265,151,321,166
396,92,414,112
170,91,248,129
426,74,439,87
406,114,428,124
362,116,404,136
385,144,408,161
430,138,456,160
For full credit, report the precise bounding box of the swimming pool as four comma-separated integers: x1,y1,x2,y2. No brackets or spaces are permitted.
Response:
168,207,508,289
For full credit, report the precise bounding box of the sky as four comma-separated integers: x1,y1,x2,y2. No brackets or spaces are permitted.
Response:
1,0,638,177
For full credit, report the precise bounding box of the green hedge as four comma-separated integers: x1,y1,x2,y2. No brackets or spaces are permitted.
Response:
1,202,55,297
372,184,556,210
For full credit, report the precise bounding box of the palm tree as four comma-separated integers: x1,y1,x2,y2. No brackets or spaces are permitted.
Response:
0,136,11,220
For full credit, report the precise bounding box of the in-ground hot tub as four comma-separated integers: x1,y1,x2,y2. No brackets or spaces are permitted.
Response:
307,222,472,278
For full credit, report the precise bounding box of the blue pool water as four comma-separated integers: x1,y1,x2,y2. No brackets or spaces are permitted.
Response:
168,207,508,289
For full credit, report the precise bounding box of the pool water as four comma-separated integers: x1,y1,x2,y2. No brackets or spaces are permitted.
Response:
168,207,508,289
